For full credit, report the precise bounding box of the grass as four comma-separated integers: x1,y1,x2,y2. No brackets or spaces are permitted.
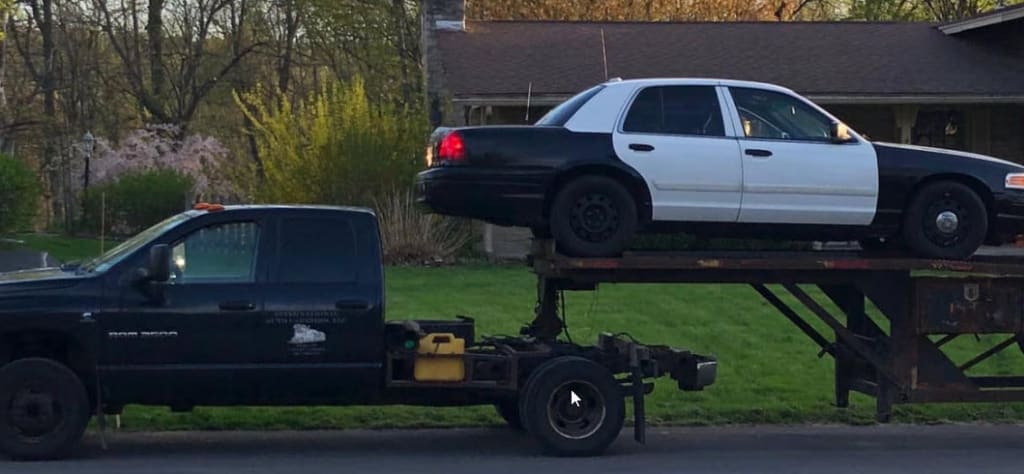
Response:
0,233,108,263
8,234,1024,430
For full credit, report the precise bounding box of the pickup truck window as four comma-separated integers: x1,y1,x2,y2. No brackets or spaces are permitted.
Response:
171,221,260,284
535,85,604,127
622,86,724,137
277,218,357,283
729,87,832,142
82,212,194,274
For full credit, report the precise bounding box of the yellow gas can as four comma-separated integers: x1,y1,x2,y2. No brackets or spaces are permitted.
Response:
414,333,466,382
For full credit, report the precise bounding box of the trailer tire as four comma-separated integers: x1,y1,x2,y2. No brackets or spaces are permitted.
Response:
520,357,624,457
495,400,524,431
0,358,91,460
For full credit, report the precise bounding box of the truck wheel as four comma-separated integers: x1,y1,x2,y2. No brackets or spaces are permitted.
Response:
495,400,524,431
550,176,637,257
902,181,987,260
520,357,624,457
0,358,91,460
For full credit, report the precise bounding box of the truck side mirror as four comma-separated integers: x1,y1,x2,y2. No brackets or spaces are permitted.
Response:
145,244,172,283
830,122,854,144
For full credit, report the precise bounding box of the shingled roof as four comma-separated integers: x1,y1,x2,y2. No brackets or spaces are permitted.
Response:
437,21,1024,104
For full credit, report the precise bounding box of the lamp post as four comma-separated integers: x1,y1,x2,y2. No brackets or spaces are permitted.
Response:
81,131,95,223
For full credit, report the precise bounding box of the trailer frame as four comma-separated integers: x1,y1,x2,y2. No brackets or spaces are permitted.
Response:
525,240,1024,422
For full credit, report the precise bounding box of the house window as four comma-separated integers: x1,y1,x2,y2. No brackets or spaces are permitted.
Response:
913,109,966,151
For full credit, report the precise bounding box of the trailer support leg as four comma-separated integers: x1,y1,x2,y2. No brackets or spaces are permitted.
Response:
527,277,564,341
821,284,865,409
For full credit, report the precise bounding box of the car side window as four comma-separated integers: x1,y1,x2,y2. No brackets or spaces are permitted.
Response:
729,87,832,141
277,217,358,283
622,86,725,137
171,221,260,284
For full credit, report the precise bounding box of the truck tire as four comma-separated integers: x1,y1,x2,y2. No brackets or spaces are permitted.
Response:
0,358,91,460
495,400,524,431
550,176,637,257
520,356,625,457
902,181,988,260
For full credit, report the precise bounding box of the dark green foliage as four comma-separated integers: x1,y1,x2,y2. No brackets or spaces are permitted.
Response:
81,170,193,236
0,154,40,234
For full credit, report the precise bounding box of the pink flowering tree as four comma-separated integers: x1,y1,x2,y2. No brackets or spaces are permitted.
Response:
81,124,234,202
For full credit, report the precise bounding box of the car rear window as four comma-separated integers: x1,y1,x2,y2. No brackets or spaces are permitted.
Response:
534,85,605,126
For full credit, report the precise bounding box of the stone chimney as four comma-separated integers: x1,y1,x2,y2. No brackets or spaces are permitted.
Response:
421,0,465,126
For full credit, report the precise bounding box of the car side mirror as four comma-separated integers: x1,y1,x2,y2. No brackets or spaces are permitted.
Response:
830,122,854,144
139,244,172,283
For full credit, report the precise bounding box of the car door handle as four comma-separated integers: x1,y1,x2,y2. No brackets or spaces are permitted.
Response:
745,149,773,158
219,301,256,311
629,143,655,152
336,300,371,310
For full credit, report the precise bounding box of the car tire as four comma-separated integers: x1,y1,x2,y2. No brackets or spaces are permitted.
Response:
902,181,988,260
550,176,638,257
0,358,91,460
520,356,625,457
495,400,525,431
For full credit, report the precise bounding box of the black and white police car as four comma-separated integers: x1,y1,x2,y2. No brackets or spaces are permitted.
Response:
416,78,1024,259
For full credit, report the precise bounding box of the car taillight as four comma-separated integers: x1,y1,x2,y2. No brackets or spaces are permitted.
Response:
437,131,466,164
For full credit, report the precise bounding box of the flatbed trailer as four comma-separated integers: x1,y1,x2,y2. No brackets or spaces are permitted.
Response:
525,240,1024,422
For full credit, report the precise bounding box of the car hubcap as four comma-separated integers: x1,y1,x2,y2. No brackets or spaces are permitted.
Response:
923,194,969,248
9,387,62,437
547,381,606,440
935,211,959,234
570,194,620,243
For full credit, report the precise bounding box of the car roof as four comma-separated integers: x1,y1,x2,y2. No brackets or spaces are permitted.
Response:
603,77,796,94
190,204,376,217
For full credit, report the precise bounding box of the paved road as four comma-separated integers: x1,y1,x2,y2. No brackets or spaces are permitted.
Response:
3,424,1023,474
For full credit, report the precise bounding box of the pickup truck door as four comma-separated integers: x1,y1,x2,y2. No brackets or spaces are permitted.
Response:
259,211,384,403
100,215,271,405
612,84,744,222
724,86,879,225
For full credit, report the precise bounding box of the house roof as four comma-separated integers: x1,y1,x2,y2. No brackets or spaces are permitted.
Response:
437,21,1024,104
940,3,1024,34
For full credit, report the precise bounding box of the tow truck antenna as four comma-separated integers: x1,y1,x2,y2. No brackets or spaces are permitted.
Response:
525,82,532,123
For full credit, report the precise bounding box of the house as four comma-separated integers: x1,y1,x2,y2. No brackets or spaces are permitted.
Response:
422,0,1024,259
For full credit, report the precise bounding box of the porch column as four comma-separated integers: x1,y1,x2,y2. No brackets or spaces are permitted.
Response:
894,105,919,144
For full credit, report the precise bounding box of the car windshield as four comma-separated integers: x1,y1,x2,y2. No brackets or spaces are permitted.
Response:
79,212,195,274
535,85,605,126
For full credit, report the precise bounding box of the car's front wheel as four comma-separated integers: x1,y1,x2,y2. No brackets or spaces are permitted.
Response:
0,358,91,460
550,176,637,257
902,181,988,260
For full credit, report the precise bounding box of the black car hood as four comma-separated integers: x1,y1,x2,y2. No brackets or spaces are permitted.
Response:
0,267,84,292
873,142,1024,170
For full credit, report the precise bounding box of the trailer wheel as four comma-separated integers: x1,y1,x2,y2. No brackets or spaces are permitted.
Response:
902,181,987,260
0,358,91,460
495,400,524,431
521,357,624,457
550,176,637,257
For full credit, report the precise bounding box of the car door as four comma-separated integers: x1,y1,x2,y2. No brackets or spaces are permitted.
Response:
100,214,270,405
724,86,879,225
258,210,384,404
612,84,744,222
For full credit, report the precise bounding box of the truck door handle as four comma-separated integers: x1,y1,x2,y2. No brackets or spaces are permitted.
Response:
629,143,655,152
745,149,773,158
219,301,256,311
336,300,370,310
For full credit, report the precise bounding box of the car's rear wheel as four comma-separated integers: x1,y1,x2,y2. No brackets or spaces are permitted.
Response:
902,181,988,260
520,357,624,457
0,358,91,460
550,176,637,257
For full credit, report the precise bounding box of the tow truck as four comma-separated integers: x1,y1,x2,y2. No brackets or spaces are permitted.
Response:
0,204,715,460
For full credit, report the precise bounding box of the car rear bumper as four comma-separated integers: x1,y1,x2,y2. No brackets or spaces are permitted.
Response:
415,167,548,228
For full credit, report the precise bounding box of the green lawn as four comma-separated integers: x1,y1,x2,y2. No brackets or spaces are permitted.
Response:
8,235,1024,430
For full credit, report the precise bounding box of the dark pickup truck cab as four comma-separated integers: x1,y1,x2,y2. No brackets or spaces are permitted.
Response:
0,205,714,460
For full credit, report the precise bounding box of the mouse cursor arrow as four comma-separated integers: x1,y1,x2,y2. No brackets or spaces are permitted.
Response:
570,390,582,407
